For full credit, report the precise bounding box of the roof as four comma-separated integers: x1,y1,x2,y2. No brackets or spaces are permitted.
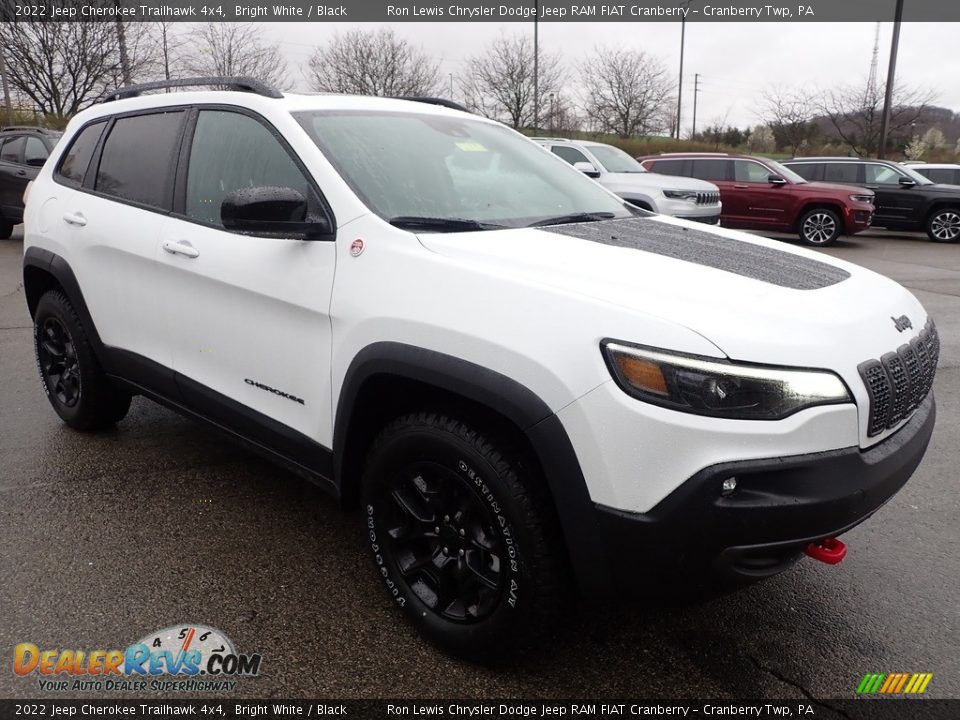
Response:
912,163,960,169
785,156,897,163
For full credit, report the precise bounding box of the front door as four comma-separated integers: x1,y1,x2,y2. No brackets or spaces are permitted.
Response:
156,108,337,456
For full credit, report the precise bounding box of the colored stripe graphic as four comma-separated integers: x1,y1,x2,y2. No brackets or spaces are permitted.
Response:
857,673,932,694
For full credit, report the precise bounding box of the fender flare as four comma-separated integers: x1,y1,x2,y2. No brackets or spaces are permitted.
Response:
333,341,608,594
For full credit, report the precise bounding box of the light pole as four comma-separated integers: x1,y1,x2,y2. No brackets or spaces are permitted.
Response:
692,73,701,139
675,0,693,140
878,0,904,159
533,0,539,132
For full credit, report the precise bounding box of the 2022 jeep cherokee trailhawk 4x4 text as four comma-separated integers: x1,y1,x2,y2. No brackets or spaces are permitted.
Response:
22,78,938,661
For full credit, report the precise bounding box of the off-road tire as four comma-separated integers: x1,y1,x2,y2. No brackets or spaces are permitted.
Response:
361,411,566,662
33,290,132,430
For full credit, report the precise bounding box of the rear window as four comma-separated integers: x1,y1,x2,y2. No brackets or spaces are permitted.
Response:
647,159,686,176
918,168,958,184
95,111,184,209
57,122,107,186
823,163,859,183
0,136,24,164
788,163,820,181
691,159,730,181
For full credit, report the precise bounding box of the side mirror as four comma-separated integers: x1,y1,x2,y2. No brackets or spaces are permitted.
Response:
768,175,787,186
221,186,333,240
898,177,917,187
573,161,601,179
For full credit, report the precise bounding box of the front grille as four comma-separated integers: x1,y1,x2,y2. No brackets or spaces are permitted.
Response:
859,318,939,437
696,191,720,206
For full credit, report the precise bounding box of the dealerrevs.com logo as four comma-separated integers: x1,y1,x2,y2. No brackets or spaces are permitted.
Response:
13,624,262,693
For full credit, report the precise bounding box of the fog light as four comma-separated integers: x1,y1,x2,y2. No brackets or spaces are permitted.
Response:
721,477,737,496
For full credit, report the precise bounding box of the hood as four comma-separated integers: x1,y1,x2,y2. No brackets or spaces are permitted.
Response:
923,183,960,196
602,172,719,194
416,216,926,379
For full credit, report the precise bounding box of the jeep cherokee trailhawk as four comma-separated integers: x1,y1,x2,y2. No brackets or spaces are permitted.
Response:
22,78,938,661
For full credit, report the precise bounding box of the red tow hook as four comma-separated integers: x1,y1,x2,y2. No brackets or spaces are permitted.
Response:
805,537,847,565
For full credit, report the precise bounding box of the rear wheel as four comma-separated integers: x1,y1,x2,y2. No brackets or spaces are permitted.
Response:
361,412,566,662
926,208,960,243
33,290,131,430
798,208,841,246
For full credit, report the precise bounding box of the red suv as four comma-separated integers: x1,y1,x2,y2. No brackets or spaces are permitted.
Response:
638,153,874,246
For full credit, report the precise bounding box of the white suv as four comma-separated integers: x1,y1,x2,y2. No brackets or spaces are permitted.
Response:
534,137,722,223
23,78,938,661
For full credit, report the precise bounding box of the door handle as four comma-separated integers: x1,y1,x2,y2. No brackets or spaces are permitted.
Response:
733,184,750,189
162,240,200,259
62,212,87,227
16,169,27,176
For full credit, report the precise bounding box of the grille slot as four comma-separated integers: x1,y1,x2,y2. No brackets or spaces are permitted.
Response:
859,318,939,437
696,191,720,206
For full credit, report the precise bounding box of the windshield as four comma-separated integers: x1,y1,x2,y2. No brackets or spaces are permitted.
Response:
587,144,647,174
766,159,808,184
294,110,632,229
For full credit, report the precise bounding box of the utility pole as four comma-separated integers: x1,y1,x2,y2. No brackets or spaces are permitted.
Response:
878,0,904,159
0,51,13,127
449,73,454,99
533,0,539,132
692,73,701,139
675,0,693,140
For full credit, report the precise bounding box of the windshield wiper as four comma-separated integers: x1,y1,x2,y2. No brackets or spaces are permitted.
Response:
389,216,507,232
528,212,616,228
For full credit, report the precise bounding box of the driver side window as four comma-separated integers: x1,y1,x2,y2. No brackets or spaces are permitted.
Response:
864,164,904,185
185,110,313,227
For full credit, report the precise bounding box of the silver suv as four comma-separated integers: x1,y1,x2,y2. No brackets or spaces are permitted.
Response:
534,138,721,224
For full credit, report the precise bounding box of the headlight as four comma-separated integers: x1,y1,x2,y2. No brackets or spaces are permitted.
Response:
850,194,874,204
602,341,851,420
662,190,699,201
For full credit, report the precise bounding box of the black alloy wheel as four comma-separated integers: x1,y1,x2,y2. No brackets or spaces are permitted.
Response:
38,316,82,407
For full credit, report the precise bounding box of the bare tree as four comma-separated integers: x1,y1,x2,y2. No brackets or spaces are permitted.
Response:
579,48,673,138
184,23,289,90
818,78,936,156
1,20,130,120
462,34,563,129
150,23,189,83
307,28,439,97
757,86,819,155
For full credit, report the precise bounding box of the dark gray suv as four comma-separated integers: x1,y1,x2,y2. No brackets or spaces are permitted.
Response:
783,157,960,243
0,126,61,239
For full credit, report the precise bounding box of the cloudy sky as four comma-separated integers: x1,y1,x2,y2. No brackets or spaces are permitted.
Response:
256,21,959,131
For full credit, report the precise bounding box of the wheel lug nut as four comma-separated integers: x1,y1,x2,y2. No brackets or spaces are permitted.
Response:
444,515,450,522
434,526,440,534
459,549,465,557
443,547,449,555
459,528,465,537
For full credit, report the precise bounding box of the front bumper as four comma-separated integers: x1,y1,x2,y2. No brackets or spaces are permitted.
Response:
677,212,721,225
844,205,874,234
573,394,935,598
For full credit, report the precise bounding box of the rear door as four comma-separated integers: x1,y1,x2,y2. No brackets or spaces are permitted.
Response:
156,108,337,451
60,110,186,371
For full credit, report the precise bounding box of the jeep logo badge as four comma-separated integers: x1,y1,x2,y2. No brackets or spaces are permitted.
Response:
892,315,913,333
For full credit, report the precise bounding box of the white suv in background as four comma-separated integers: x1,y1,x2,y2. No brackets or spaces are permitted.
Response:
22,78,937,662
534,137,722,223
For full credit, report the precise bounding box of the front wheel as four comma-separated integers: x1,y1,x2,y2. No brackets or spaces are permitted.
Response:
361,412,566,662
926,209,960,243
798,208,841,246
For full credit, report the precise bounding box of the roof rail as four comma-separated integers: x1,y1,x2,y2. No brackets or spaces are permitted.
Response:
529,137,569,142
394,96,471,113
105,76,283,102
0,125,59,134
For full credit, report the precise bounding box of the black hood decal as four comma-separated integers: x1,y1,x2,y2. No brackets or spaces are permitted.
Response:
544,218,850,290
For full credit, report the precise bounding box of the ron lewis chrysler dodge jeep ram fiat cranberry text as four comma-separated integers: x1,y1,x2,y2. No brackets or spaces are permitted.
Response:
22,78,938,661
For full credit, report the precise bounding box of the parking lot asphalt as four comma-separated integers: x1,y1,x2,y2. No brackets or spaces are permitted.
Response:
1,225,958,705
